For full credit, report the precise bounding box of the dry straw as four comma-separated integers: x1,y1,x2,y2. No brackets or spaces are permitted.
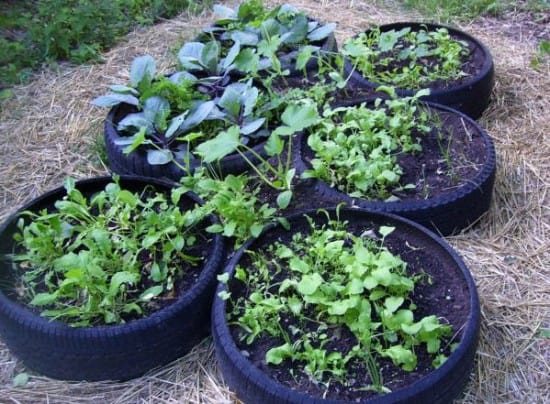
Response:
0,1,548,402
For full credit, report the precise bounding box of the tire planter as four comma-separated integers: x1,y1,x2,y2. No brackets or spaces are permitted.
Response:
342,22,494,119
197,19,338,79
294,101,496,236
0,175,225,381
212,207,480,403
105,103,270,180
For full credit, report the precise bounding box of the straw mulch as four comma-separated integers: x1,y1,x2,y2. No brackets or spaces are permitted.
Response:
0,1,548,402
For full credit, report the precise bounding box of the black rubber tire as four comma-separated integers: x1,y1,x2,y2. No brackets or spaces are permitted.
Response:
342,22,494,119
212,208,480,403
104,104,269,180
293,101,496,236
0,175,225,381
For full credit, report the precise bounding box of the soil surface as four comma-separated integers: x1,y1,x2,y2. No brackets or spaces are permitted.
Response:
227,215,472,401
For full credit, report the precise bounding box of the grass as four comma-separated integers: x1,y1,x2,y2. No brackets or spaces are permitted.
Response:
0,0,549,402
398,0,550,22
0,0,208,88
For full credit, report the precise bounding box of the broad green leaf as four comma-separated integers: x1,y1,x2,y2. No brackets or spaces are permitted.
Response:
242,85,259,117
260,18,280,38
201,41,220,73
117,113,150,132
241,118,265,135
219,84,243,118
122,127,148,155
139,285,164,301
206,223,224,233
264,132,284,156
30,292,58,306
147,149,172,165
384,296,404,313
378,226,395,238
213,4,236,19
266,343,293,365
178,42,205,69
143,96,170,129
401,322,422,335
234,48,260,73
426,338,441,354
12,373,29,387
223,41,241,69
276,190,292,209
130,55,156,89
92,93,139,108
307,23,336,41
297,273,324,295
250,223,264,238
383,345,417,371
230,30,259,46
165,112,189,138
108,84,139,95
281,104,320,131
289,256,309,273
195,126,240,163
295,45,314,70
281,15,308,44
180,101,216,132
109,271,139,295
287,296,302,315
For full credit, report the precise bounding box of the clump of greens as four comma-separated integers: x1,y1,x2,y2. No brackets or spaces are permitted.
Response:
303,88,432,200
221,214,453,393
11,177,209,327
343,26,470,89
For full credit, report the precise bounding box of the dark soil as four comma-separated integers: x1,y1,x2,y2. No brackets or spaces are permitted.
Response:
227,215,472,401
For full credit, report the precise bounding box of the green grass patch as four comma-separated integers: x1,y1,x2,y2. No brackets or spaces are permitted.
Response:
398,0,549,22
0,0,208,88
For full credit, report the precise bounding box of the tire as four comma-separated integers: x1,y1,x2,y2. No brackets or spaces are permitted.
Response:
104,104,269,180
212,208,480,403
0,176,225,381
294,101,496,236
342,22,494,119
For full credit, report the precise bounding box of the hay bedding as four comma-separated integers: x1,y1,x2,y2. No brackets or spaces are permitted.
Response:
0,1,548,402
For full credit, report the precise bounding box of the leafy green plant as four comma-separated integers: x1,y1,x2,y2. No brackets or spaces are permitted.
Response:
0,0,205,87
178,170,278,247
196,100,321,208
343,26,470,89
531,39,550,69
222,213,453,393
302,88,431,200
10,177,210,327
197,1,336,77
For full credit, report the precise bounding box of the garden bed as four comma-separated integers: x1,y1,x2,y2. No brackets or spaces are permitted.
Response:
0,0,548,402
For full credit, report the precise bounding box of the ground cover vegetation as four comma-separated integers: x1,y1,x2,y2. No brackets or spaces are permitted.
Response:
0,0,207,88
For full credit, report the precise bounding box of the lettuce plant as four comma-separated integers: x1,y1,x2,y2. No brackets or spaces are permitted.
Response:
343,26,470,89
